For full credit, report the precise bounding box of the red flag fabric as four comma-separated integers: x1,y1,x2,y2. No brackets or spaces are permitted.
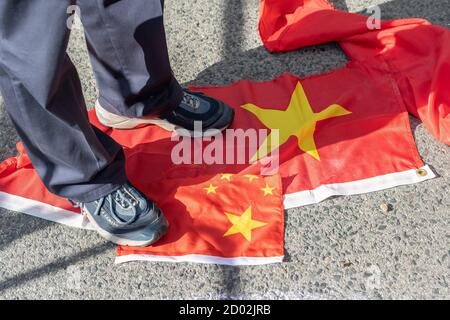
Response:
258,0,450,145
0,143,90,229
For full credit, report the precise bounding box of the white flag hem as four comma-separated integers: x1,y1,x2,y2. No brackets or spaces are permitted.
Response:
0,191,95,230
115,253,284,266
283,165,435,209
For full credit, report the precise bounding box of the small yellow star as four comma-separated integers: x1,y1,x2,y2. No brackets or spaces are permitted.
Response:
204,184,218,194
223,206,267,241
244,174,259,182
261,183,275,196
220,173,233,182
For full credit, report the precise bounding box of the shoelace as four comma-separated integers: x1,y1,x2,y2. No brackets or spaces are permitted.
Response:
91,187,139,226
181,92,201,110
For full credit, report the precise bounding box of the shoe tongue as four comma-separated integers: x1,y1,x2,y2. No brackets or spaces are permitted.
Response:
109,188,138,222
114,192,132,208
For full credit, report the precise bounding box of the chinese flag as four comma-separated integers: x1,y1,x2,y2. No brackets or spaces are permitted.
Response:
116,174,284,265
0,66,437,265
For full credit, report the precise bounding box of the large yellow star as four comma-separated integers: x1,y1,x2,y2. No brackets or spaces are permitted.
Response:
242,81,351,161
223,206,267,242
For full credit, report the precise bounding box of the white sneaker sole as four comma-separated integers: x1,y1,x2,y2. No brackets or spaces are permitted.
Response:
81,207,167,247
95,100,228,138
95,100,177,131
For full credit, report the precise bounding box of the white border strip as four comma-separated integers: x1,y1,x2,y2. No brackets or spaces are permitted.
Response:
115,253,284,266
0,191,94,230
283,165,435,209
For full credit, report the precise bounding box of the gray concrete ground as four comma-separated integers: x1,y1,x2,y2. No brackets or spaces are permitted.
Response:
0,0,449,299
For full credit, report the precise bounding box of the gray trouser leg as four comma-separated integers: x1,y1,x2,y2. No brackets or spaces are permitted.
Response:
0,0,127,202
0,0,181,202
78,0,183,117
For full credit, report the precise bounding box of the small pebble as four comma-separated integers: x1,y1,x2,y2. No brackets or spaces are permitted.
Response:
380,203,392,213
342,261,353,268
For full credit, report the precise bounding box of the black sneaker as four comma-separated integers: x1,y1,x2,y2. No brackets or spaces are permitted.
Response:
75,182,168,247
95,90,234,137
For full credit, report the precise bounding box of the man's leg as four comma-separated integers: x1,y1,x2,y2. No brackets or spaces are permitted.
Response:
77,0,183,118
0,0,126,203
77,0,234,134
